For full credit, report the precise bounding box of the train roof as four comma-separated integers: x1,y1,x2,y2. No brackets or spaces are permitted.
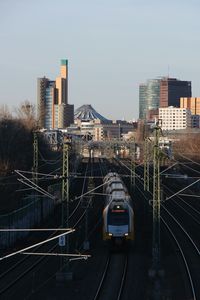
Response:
103,172,121,183
107,182,124,191
106,193,131,203
109,201,129,209
111,190,126,199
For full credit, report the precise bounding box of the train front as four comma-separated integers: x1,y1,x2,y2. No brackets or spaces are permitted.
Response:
103,201,134,244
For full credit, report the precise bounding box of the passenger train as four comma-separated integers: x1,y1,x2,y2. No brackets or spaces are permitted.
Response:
103,173,134,244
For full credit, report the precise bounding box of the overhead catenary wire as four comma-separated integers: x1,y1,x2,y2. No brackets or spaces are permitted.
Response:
134,155,200,204
162,151,200,176
175,160,200,176
0,228,73,232
179,154,200,168
15,170,58,178
38,150,62,165
18,178,55,200
165,178,200,201
16,170,55,199
21,252,91,259
119,154,184,204
161,205,200,255
136,143,200,200
179,193,200,198
134,169,198,300
0,157,97,293
115,158,144,181
70,177,114,203
0,229,75,261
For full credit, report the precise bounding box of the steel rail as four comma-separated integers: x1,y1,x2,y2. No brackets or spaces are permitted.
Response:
93,255,111,300
93,253,128,300
117,255,128,300
0,157,91,294
161,216,197,300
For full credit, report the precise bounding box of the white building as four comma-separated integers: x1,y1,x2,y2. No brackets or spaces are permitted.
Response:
159,106,191,130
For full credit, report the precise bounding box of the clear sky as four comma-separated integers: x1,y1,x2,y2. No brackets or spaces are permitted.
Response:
0,0,200,120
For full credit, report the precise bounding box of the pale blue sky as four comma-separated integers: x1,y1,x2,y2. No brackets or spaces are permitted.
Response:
0,0,199,120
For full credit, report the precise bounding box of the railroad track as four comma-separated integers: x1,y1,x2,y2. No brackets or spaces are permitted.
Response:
0,158,92,298
163,177,200,248
93,252,128,300
161,205,200,300
122,156,200,300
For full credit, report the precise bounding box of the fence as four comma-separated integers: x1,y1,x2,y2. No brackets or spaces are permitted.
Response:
0,154,82,249
0,195,55,249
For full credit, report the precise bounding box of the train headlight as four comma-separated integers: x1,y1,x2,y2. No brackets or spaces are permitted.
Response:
108,233,113,236
124,233,129,236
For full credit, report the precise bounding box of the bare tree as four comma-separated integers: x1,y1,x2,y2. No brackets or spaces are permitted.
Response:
173,133,200,161
0,118,34,175
0,104,12,120
15,100,37,130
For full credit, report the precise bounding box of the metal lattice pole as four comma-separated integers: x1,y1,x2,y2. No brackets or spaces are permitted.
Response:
130,139,135,188
144,138,150,191
62,141,69,247
152,125,161,270
33,132,38,185
60,139,70,271
33,132,39,222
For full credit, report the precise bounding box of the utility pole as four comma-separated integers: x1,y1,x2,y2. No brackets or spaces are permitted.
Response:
57,137,73,282
144,138,150,192
148,121,167,300
130,138,135,189
32,132,38,185
32,131,39,222
61,139,70,250
152,123,161,270
59,138,70,272
82,148,93,250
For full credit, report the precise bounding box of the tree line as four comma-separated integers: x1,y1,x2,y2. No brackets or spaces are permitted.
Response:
0,101,38,176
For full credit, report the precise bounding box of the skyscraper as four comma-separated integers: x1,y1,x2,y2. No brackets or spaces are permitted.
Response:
56,59,68,104
139,84,147,120
139,77,192,120
139,79,160,120
160,78,191,107
37,77,56,128
37,60,74,129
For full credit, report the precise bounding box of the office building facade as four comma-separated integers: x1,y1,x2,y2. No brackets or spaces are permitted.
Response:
37,60,74,129
191,115,200,128
139,79,160,120
180,97,200,115
159,106,191,130
160,78,191,107
139,77,192,121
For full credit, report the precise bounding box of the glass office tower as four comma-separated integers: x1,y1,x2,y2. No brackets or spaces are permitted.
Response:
139,79,160,120
139,77,191,120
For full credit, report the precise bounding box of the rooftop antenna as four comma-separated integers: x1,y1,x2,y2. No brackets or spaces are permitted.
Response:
167,65,170,78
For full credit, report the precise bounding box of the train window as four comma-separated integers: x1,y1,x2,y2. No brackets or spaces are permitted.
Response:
108,209,129,225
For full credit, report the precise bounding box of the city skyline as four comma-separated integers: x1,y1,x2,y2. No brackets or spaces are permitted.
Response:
37,59,74,129
0,0,200,120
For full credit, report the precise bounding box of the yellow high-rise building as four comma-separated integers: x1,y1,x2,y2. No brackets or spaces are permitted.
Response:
180,97,200,115
56,59,68,104
37,59,74,129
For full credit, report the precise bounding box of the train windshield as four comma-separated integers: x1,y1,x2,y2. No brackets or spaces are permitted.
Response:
108,208,129,225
